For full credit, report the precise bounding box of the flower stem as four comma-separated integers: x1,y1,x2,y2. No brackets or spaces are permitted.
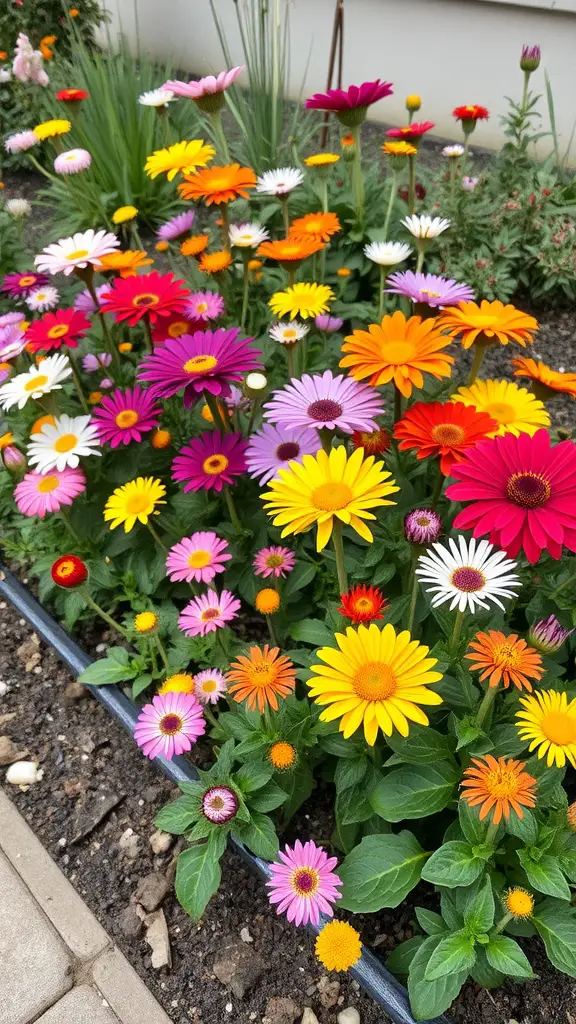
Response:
450,608,465,656
211,107,231,162
393,384,403,424
476,685,497,730
286,344,295,380
321,178,329,215
408,153,416,215
485,821,500,849
406,555,420,637
246,396,260,436
240,249,250,330
84,276,121,380
223,485,242,533
280,194,290,235
146,519,168,552
415,244,425,274
69,356,89,414
219,202,231,250
383,170,397,240
80,590,127,638
350,124,365,228
204,390,230,433
492,911,512,936
143,318,153,353
467,341,488,385
431,461,445,508
378,264,388,321
59,508,82,545
265,613,278,646
331,520,348,595
155,633,170,670
203,704,220,730
287,264,296,288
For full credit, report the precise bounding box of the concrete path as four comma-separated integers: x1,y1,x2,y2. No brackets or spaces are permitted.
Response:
0,788,171,1024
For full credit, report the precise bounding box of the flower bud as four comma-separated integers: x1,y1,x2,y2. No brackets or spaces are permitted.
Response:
528,614,573,654
520,44,541,73
314,314,343,333
404,508,442,546
405,94,421,112
1,444,26,478
243,372,268,399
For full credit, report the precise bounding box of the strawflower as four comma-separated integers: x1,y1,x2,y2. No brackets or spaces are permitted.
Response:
450,379,549,437
103,477,166,532
268,741,297,770
466,631,544,692
363,241,412,266
339,584,388,624
394,400,498,475
253,546,295,579
453,104,489,126
443,144,465,158
304,153,340,167
266,840,342,927
35,229,120,276
134,611,158,634
352,428,391,455
165,532,231,584
438,300,538,349
199,250,233,274
4,130,40,154
25,308,90,353
100,271,190,326
226,645,296,711
92,387,162,447
134,692,206,760
265,370,384,435
461,755,536,823
27,414,101,472
172,431,247,493
14,467,86,518
201,787,238,823
255,167,304,196
0,353,72,411
144,140,216,181
415,536,520,613
56,88,89,103
178,589,241,636
246,422,320,484
512,357,576,401
54,149,91,174
528,615,573,655
194,669,227,705
504,888,535,919
179,164,257,204
5,199,31,217
315,921,362,972
386,271,474,308
138,87,175,107
269,322,309,346
180,234,209,257
289,212,341,243
34,118,71,140
401,214,450,239
51,554,88,588
404,508,442,546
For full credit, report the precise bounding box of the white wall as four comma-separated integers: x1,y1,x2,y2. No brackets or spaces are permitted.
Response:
100,0,576,157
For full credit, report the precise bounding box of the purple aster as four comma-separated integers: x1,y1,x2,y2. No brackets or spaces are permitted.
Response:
315,314,344,333
2,271,49,298
184,291,225,322
157,209,196,242
0,322,27,361
82,352,112,372
404,508,442,546
246,423,321,484
264,370,385,435
386,271,474,309
74,283,111,314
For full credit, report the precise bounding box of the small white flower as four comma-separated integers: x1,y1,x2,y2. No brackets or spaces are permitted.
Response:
415,536,520,614
25,286,60,312
363,241,413,266
0,68,12,84
0,353,72,411
138,88,175,107
28,413,101,472
4,130,40,154
269,321,309,345
229,222,269,248
35,228,120,276
255,167,304,196
442,144,465,158
402,214,451,239
6,198,32,217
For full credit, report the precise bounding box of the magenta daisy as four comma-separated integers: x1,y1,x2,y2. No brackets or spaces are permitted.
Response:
386,271,475,309
2,271,49,298
133,691,206,760
201,785,238,822
165,531,232,584
305,80,393,124
246,423,320,484
264,370,385,435
178,589,241,637
137,328,262,407
92,386,162,447
194,669,228,705
253,546,296,579
184,291,225,322
14,467,86,518
172,431,248,493
157,210,196,242
266,839,343,927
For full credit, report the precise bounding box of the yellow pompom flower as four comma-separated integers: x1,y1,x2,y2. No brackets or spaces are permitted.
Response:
158,673,195,695
451,379,550,437
503,888,534,919
144,140,216,181
88,391,103,404
104,476,166,533
516,689,576,768
255,588,281,615
304,153,340,167
269,282,334,321
118,342,133,353
0,432,14,451
134,611,158,634
315,921,362,972
268,741,297,771
151,429,172,449
112,205,138,225
405,94,422,111
34,119,72,140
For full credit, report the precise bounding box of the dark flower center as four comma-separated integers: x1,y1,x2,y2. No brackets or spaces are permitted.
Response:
292,868,319,895
451,567,485,592
307,399,343,421
506,471,551,509
133,293,159,307
276,442,300,461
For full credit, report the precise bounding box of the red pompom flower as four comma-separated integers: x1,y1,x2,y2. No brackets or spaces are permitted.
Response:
100,271,190,327
25,308,90,353
51,554,88,588
56,88,89,103
339,585,388,624
452,105,489,121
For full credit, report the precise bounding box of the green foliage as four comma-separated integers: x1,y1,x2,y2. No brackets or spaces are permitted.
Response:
338,831,428,912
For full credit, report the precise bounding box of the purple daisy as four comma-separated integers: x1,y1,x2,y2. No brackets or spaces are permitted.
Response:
386,271,475,309
264,370,385,435
246,422,320,484
0,322,27,362
2,271,49,299
74,283,111,314
266,839,342,927
133,691,206,760
178,589,241,637
201,785,238,820
157,209,196,242
92,386,162,447
184,291,225,322
82,352,112,372
253,546,295,579
172,431,248,493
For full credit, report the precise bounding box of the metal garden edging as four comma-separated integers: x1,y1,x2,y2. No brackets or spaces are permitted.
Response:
0,564,450,1024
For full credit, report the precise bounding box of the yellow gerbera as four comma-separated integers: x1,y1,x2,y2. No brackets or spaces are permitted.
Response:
269,282,335,321
382,140,417,156
307,622,443,745
304,153,340,167
33,119,71,140
261,445,398,552
516,689,576,768
144,140,216,181
104,476,166,533
450,379,550,437
112,205,138,224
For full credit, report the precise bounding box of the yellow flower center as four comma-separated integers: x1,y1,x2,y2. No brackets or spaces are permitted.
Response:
19,275,36,287
353,661,397,701
200,678,218,693
305,221,322,233
54,432,78,453
37,475,59,493
379,338,417,364
354,597,373,613
24,374,49,392
266,554,285,568
541,712,576,746
202,454,229,475
291,868,319,897
420,288,441,299
67,248,90,260
56,559,75,577
485,401,516,424
115,409,139,428
431,423,466,445
282,329,297,340
312,481,353,511
159,713,183,736
168,321,189,337
183,354,218,374
494,643,521,669
249,662,276,686
126,493,152,515
47,324,69,340
505,889,534,917
196,302,209,313
485,767,521,798
188,549,211,569
201,607,221,621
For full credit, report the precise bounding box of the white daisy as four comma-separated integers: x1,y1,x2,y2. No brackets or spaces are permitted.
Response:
0,353,72,411
363,241,412,266
34,228,120,277
415,536,520,614
25,286,60,312
138,88,175,107
27,413,101,472
255,167,304,196
229,222,269,248
269,321,309,345
5,198,31,217
442,145,465,158
401,214,451,239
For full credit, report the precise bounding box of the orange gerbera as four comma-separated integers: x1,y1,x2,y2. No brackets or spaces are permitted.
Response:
226,645,296,712
394,400,498,475
512,357,576,401
96,250,153,278
437,300,538,350
178,164,257,205
289,212,341,243
341,310,454,399
466,631,544,692
256,237,325,264
460,755,536,824
180,234,209,257
198,250,233,274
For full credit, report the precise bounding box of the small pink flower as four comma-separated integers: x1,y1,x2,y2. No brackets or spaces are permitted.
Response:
253,546,296,579
164,66,245,100
14,467,86,518
201,785,238,822
157,210,195,242
194,669,227,706
82,352,112,372
92,386,162,447
134,691,206,760
172,431,248,493
266,840,343,927
166,532,232,584
74,284,111,314
178,589,240,637
184,291,225,322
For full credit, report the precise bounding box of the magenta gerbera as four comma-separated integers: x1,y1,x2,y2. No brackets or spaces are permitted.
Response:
178,589,241,637
1,271,49,298
386,271,475,309
165,531,232,583
194,669,228,706
253,546,296,579
305,80,393,126
266,839,343,927
133,691,206,760
14,467,86,518
172,431,248,492
246,422,320,484
184,291,225,322
446,429,576,564
264,370,385,435
92,386,162,447
157,209,196,242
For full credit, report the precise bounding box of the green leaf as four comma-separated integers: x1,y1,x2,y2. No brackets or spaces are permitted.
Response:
425,931,477,981
415,907,447,936
454,715,489,752
422,841,485,889
370,762,458,822
470,949,505,989
175,830,227,920
518,850,571,900
79,651,137,686
234,761,274,793
321,731,365,759
131,673,153,698
334,755,368,792
458,799,489,845
489,722,529,757
386,725,454,765
408,936,468,1021
435,672,478,708
336,781,375,826
463,877,495,935
533,899,576,977
235,810,279,860
386,936,424,975
486,936,535,978
289,618,334,647
283,561,317,597
248,780,288,813
338,831,427,913
154,796,199,835
505,808,538,844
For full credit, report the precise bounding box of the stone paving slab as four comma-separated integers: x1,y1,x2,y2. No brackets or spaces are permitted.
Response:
36,985,120,1024
92,948,172,1024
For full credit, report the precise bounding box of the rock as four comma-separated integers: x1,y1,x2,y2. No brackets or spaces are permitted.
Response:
70,788,124,844
119,903,144,941
317,975,340,1008
118,827,141,861
213,941,266,999
140,907,172,969
338,1009,360,1024
5,760,43,786
240,926,253,944
132,871,170,912
16,635,41,672
0,681,9,697
0,735,29,766
264,997,300,1024
301,1011,319,1024
62,777,85,798
149,829,173,855
63,680,87,702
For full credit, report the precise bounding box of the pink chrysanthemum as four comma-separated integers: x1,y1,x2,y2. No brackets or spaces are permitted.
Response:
178,589,241,637
446,429,576,564
253,546,296,579
172,431,248,493
164,66,245,100
73,283,111,314
0,323,27,361
264,370,385,435
246,422,320,484
138,328,262,407
2,270,49,298
4,130,40,154
266,839,343,927
305,80,393,113
14,467,86,518
54,149,91,175
201,785,238,821
165,531,232,583
386,271,474,309
133,691,206,760
92,386,162,447
194,669,228,706
157,210,195,242
184,291,225,322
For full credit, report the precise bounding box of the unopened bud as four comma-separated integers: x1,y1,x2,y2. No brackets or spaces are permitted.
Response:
520,44,541,73
1,444,26,478
405,94,421,112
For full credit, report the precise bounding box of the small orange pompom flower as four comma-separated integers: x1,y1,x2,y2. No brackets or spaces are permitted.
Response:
180,234,209,257
199,250,233,274
289,212,341,243
178,164,257,205
339,585,388,624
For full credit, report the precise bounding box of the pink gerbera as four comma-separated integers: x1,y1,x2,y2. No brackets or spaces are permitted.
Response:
92,386,162,447
266,839,342,927
305,80,393,125
164,66,244,105
1,271,49,298
150,311,204,345
133,691,206,760
157,210,195,242
172,431,248,493
166,531,232,583
264,370,385,435
246,422,320,483
253,546,295,579
184,291,225,322
178,589,241,637
446,429,576,564
14,467,86,518
25,308,90,354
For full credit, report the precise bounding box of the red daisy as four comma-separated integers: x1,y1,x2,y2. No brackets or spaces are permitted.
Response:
25,308,91,353
56,88,89,103
394,401,498,476
151,312,204,345
51,554,88,588
452,105,489,122
446,429,576,564
339,585,388,624
100,271,191,327
386,121,435,142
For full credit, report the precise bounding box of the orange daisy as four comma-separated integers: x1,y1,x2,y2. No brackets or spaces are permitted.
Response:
289,212,341,243
394,401,498,475
178,164,257,205
180,234,209,257
341,310,454,399
338,584,388,624
511,357,576,401
465,631,544,692
256,237,325,264
198,250,233,274
437,300,538,350
460,755,536,824
226,645,296,712
96,250,153,278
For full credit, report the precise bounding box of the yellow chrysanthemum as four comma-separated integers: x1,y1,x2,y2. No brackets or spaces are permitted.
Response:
516,689,576,768
503,888,534,919
450,379,550,437
307,622,443,746
268,741,297,770
382,140,417,156
33,119,71,140
144,140,216,181
158,673,195,695
304,153,340,167
315,921,362,972
262,445,398,553
134,611,158,633
104,476,166,533
112,205,138,224
269,282,335,321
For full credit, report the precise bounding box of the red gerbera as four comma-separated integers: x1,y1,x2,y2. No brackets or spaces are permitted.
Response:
100,271,191,327
386,121,435,142
339,585,388,624
25,308,90,353
446,429,576,564
51,554,88,588
151,312,204,345
453,105,489,121
351,428,391,455
56,88,89,103
394,401,498,476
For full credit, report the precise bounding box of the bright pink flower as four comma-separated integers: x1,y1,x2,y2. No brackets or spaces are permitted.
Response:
253,546,295,579
386,121,435,141
25,308,90,353
172,431,247,493
164,66,245,100
184,291,225,322
178,589,241,637
166,531,232,584
201,785,237,820
266,839,342,927
2,271,49,298
14,467,86,518
264,370,385,435
92,386,162,447
305,80,393,113
157,210,195,242
133,691,206,760
100,271,190,327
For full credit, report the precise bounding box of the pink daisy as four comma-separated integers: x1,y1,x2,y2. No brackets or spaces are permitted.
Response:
184,291,225,322
172,431,248,493
246,422,320,484
305,80,393,114
264,370,385,435
166,531,232,583
82,352,112,372
157,210,196,242
266,840,342,927
2,271,49,298
253,546,295,579
164,66,245,101
194,669,227,706
150,311,204,345
178,589,241,637
92,386,162,447
14,467,86,518
0,323,27,362
201,785,238,822
133,691,206,761
386,271,474,309
74,283,111,314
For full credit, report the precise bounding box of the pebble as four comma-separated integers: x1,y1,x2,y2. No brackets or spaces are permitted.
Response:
95,643,107,653
149,829,173,855
240,927,253,944
5,761,44,787
0,682,8,696
301,1011,319,1024
263,996,301,1024
338,1009,360,1024
118,827,141,861
132,871,170,912
225,1003,232,1013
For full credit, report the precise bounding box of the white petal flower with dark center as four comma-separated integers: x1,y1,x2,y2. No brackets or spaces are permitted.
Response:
402,214,451,239
363,241,412,266
0,353,72,411
415,536,520,613
28,413,101,472
256,167,304,196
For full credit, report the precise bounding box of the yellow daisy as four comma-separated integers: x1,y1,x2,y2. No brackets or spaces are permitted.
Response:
261,445,398,552
269,282,335,321
304,153,340,167
144,140,216,181
450,379,550,437
33,119,71,140
382,140,417,156
308,622,443,746
104,476,166,533
112,205,138,224
516,689,576,768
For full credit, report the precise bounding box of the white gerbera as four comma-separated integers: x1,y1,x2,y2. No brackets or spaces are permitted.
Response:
25,286,60,312
415,536,520,614
138,88,175,107
401,214,451,239
255,167,304,196
442,145,465,158
34,228,120,277
229,222,269,248
363,241,412,266
5,198,32,217
269,321,309,345
0,353,72,411
27,413,101,472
